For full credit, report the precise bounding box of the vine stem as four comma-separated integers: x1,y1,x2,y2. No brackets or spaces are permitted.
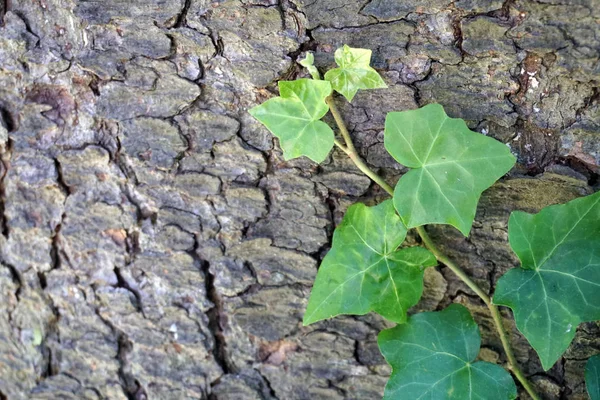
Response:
325,96,541,400
327,97,395,194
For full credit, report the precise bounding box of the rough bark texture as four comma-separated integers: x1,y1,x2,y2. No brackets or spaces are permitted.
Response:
0,0,598,399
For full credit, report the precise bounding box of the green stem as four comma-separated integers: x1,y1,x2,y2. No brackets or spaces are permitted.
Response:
326,96,358,155
328,97,395,195
416,226,490,303
327,96,541,400
489,304,540,399
333,138,348,153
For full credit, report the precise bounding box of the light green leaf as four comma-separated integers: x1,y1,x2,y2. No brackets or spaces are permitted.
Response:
249,79,333,163
378,304,517,400
299,52,321,80
384,103,515,236
303,200,437,325
324,45,387,102
587,354,600,400
494,190,600,370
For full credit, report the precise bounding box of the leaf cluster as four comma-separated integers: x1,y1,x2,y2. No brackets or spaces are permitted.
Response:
249,45,600,399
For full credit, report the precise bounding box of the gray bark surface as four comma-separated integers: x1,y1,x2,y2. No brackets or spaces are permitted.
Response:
0,0,598,399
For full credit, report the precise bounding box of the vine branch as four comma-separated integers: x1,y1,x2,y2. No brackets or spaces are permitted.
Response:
326,96,541,400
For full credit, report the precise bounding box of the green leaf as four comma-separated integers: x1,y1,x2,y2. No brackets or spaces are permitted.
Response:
249,79,333,163
299,52,321,80
588,354,600,400
303,200,437,325
378,304,517,400
384,103,515,236
324,45,387,102
493,190,600,370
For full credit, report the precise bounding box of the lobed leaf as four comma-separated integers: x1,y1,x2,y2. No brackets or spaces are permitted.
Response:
494,190,600,370
324,45,387,102
588,354,600,400
303,200,437,325
378,304,517,400
384,103,515,236
249,79,333,163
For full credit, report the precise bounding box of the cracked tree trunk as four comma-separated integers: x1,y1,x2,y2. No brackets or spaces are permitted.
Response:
0,0,598,399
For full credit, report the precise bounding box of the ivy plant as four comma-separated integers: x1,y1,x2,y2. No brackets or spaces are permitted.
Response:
249,45,600,400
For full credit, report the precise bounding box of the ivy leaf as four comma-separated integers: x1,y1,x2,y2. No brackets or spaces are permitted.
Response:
587,354,600,400
384,103,515,236
324,45,387,102
299,52,321,80
249,79,333,163
494,190,600,370
378,304,517,400
303,200,437,325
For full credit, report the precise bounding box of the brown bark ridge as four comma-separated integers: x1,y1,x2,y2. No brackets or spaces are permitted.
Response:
0,0,598,399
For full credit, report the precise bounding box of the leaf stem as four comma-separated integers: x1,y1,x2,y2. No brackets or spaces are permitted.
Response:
327,96,358,155
333,139,349,154
328,97,395,195
416,226,490,302
326,95,540,400
489,303,541,400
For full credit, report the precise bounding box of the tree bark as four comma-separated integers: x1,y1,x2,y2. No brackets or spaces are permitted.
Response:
0,0,598,399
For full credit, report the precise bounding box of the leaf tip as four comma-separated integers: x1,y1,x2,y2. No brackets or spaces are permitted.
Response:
302,311,325,326
342,92,356,102
458,224,472,237
539,355,558,372
248,104,260,117
301,312,314,326
299,52,314,66
423,102,445,113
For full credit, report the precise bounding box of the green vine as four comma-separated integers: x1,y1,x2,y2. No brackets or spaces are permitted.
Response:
249,45,600,400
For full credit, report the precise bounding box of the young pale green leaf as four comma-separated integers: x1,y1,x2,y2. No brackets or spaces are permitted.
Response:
384,103,515,236
324,45,387,102
378,304,517,400
303,200,437,325
299,52,321,80
587,354,600,400
493,190,600,370
249,79,333,163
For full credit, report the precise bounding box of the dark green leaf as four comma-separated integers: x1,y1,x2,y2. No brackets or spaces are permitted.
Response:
385,103,515,236
324,45,387,102
378,304,517,400
249,79,333,163
587,354,600,400
494,190,600,370
303,200,437,325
